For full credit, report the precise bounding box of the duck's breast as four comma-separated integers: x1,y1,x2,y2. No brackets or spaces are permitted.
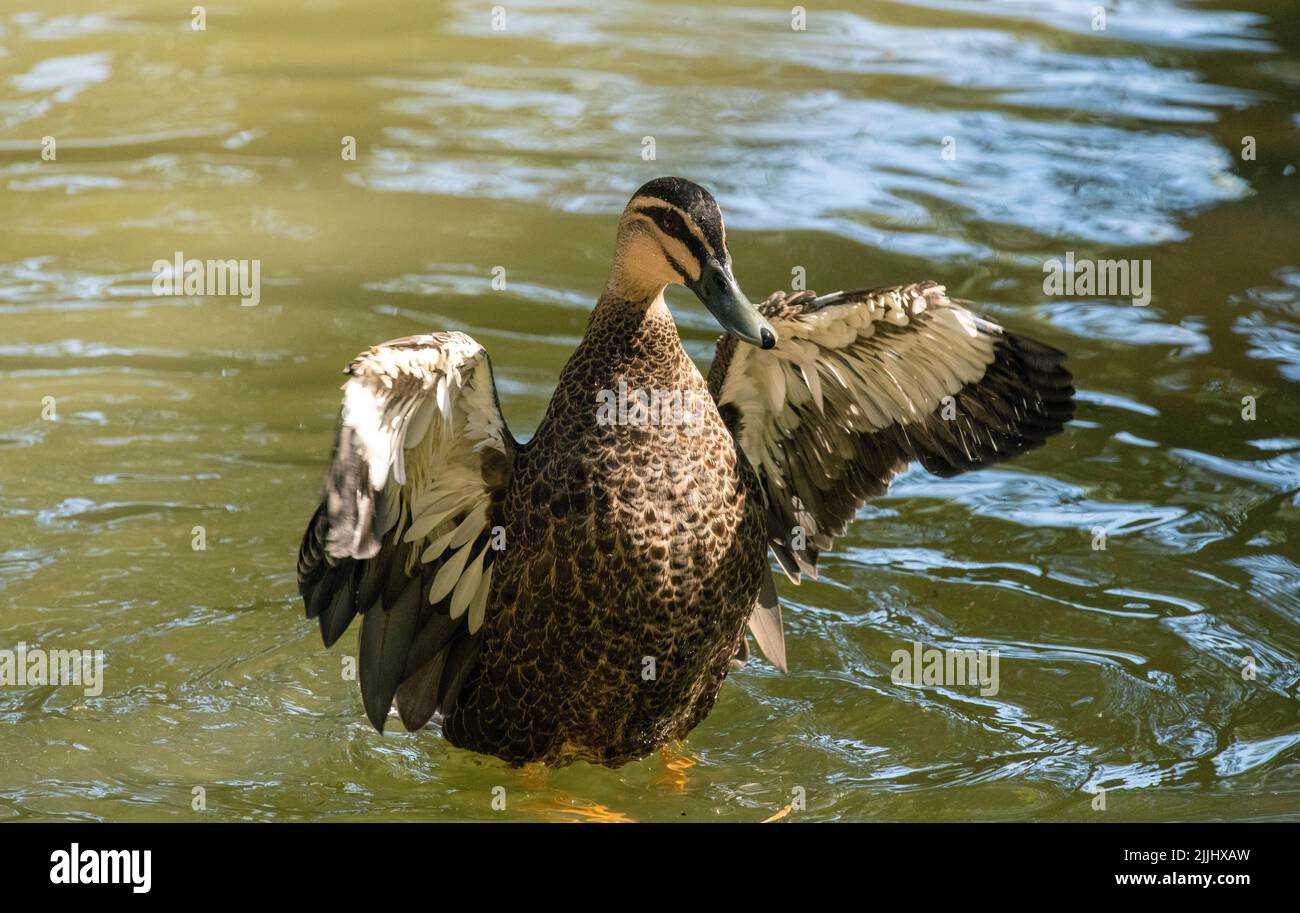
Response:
448,348,767,763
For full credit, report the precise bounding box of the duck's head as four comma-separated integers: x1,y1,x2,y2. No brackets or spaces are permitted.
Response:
611,176,777,349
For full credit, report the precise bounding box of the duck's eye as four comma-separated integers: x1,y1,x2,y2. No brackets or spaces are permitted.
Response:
660,211,684,235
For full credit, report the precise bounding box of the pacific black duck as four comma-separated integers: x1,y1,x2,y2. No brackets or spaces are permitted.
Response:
296,176,1075,767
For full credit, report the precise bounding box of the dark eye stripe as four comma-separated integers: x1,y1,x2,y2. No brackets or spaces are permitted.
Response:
660,246,692,282
638,205,713,267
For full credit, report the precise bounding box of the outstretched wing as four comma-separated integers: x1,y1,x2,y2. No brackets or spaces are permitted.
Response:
708,282,1075,586
296,331,516,732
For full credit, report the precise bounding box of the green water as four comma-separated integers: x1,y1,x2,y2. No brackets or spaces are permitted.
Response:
1,0,1298,822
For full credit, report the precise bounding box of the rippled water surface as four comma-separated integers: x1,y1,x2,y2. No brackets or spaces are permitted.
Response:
1,0,1298,821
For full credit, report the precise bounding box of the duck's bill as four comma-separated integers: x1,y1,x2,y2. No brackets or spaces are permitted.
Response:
689,257,778,350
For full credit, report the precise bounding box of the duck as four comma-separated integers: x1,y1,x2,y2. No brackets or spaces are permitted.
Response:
296,176,1075,768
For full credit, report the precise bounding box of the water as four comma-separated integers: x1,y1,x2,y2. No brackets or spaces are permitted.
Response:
1,0,1297,822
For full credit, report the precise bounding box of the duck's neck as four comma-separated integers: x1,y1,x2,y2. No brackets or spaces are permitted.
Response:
535,281,705,447
564,283,692,393
590,281,679,349
585,223,686,353
591,281,668,330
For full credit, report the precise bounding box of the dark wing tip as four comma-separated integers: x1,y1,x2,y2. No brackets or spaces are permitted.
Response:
298,505,363,646
358,574,424,734
914,328,1075,478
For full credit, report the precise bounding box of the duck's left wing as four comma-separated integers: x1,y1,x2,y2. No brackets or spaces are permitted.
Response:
708,282,1075,589
296,331,515,732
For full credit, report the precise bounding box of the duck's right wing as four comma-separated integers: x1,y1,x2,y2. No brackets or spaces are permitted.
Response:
710,283,1075,583
296,331,516,732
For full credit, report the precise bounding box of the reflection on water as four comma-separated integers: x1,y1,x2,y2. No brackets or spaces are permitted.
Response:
0,0,1297,821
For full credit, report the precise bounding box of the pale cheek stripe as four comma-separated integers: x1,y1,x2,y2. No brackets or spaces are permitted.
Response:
625,214,701,281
